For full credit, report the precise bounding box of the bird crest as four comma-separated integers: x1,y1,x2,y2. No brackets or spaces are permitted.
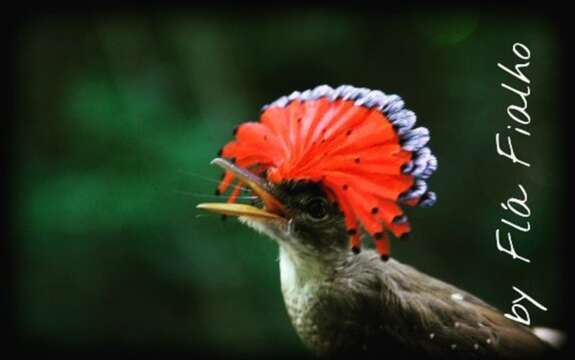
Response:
216,85,437,259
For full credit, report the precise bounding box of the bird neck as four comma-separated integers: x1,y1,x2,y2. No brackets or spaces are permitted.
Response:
277,246,405,356
278,244,347,350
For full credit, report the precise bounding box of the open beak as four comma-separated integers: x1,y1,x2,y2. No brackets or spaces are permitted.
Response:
196,158,287,221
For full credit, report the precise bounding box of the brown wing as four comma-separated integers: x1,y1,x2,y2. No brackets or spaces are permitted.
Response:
375,256,552,359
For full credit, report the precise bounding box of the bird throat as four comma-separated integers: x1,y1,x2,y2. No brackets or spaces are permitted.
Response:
279,245,337,291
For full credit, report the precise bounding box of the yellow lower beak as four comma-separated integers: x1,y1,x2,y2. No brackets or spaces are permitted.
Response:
196,158,287,221
197,203,283,220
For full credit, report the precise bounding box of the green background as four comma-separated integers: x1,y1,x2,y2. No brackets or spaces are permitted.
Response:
14,9,566,356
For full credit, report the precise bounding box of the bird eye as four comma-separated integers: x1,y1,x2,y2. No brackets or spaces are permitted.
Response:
304,197,330,221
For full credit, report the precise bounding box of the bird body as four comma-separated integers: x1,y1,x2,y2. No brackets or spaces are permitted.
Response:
278,245,552,359
197,85,564,358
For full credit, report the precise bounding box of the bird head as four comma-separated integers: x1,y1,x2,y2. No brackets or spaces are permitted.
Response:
199,158,350,263
197,85,437,263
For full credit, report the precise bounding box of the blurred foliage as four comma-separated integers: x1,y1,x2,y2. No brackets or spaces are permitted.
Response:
14,8,564,356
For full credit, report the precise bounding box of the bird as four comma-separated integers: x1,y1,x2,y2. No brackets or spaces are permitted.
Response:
196,85,565,359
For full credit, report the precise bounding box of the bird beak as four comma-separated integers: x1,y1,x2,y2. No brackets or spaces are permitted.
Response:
196,158,287,221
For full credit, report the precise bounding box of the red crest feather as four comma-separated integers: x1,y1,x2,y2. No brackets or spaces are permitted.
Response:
217,85,437,259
